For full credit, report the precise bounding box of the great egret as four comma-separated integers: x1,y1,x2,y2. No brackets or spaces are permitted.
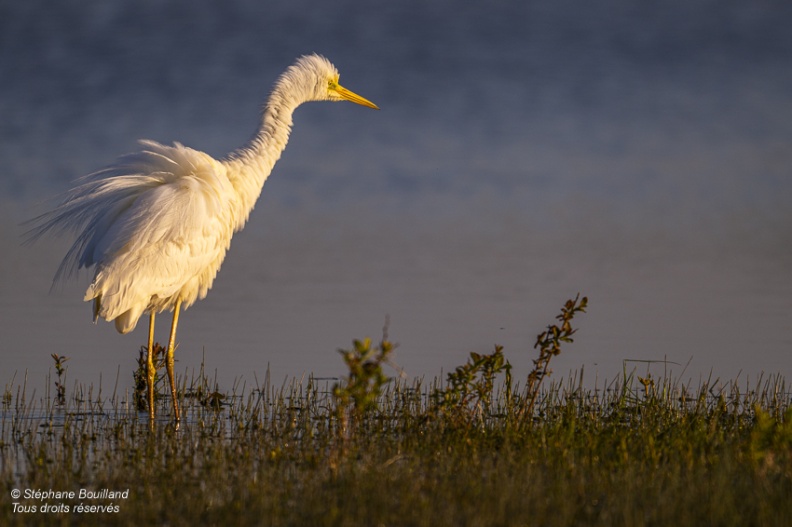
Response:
27,54,379,423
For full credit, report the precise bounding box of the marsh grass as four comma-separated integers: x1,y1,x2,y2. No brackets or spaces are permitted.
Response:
2,297,791,526
2,367,792,525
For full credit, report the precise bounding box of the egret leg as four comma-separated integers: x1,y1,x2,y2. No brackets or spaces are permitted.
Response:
147,311,156,421
165,299,182,423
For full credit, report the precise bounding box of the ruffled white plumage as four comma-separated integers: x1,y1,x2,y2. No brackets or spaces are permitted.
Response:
29,140,235,332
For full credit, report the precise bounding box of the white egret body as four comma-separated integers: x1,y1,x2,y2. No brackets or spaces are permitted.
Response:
28,54,379,422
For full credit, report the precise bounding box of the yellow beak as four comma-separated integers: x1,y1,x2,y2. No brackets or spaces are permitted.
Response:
333,84,380,110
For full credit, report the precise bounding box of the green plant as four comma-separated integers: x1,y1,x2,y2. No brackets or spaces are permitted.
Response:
333,327,398,433
522,294,587,417
50,353,69,406
133,343,166,412
432,345,512,421
431,294,587,422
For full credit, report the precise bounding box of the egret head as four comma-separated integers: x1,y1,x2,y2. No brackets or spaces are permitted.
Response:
282,54,379,110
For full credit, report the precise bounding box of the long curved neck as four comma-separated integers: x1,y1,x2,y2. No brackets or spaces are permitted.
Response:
224,83,302,230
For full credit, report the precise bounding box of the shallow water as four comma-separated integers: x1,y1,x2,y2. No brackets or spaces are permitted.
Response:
2,1,791,395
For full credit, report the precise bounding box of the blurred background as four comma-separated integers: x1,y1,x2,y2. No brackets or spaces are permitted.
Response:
2,0,791,395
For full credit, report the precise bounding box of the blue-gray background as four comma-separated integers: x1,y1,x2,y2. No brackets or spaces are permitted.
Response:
2,1,791,395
